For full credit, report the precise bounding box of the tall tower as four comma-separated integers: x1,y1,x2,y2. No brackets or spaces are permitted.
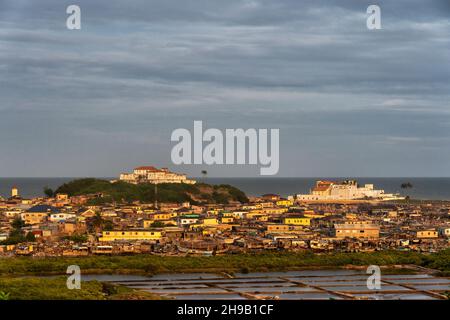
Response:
11,186,19,198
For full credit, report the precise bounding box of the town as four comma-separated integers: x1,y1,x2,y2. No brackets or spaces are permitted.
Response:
0,167,449,257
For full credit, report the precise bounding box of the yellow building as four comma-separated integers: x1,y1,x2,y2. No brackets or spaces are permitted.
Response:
416,229,438,239
345,213,358,220
262,208,288,215
283,216,311,226
189,218,219,230
56,193,69,201
276,200,293,207
99,230,162,242
221,217,234,223
334,222,380,239
201,218,218,225
151,213,173,221
20,212,48,225
256,215,269,222
266,224,290,232
248,210,263,216
222,212,234,217
303,212,324,219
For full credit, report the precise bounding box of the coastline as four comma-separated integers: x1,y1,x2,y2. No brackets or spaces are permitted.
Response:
3,177,450,200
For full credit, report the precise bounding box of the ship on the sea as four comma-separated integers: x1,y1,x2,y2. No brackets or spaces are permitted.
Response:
296,180,405,201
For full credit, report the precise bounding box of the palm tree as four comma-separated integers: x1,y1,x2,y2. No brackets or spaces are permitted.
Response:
201,170,208,183
90,212,104,233
0,291,10,300
401,182,413,189
401,182,413,202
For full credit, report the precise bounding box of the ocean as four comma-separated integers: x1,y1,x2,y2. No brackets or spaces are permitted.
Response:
1,177,450,200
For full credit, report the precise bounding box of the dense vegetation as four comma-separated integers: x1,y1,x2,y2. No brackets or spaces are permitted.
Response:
0,277,161,300
53,178,248,204
0,250,449,276
0,218,35,245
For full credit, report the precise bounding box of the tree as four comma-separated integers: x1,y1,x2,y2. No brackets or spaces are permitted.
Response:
150,221,165,228
90,213,104,233
201,170,207,183
1,218,27,245
11,217,25,229
0,291,10,300
25,232,36,242
43,186,54,198
64,234,88,243
1,229,25,245
103,220,114,231
401,182,413,189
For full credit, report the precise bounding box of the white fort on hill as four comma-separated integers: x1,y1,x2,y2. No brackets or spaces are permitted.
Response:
297,180,404,201
119,166,196,184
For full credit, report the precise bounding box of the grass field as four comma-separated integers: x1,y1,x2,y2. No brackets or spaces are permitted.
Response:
1,249,449,276
0,277,162,300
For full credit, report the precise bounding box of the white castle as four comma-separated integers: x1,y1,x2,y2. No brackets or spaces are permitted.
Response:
297,180,404,201
119,166,196,185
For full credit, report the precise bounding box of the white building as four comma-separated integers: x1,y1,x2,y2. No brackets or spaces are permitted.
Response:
11,186,19,198
178,217,199,226
119,166,196,185
297,180,404,201
49,213,77,222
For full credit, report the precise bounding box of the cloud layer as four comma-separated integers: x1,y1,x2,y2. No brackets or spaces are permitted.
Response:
0,0,449,177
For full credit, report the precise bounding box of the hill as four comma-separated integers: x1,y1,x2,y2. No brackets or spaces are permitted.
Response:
54,178,249,205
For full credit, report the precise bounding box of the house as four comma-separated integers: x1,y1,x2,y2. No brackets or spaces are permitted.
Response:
99,230,163,242
276,199,293,207
78,208,97,218
220,217,234,224
21,205,60,225
262,194,280,201
416,229,438,239
283,216,311,226
151,213,173,221
439,227,450,237
262,208,288,215
201,218,218,225
178,215,200,226
266,224,290,233
56,193,69,201
49,213,77,222
2,210,21,218
334,221,380,239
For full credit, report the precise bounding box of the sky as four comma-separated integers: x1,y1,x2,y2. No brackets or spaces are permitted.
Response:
0,0,449,178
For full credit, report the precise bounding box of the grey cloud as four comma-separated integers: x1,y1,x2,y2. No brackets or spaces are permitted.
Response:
0,0,449,177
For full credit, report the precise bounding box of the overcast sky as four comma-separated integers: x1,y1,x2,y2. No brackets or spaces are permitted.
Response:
0,0,449,177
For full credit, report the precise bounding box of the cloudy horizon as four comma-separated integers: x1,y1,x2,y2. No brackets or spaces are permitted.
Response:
1,0,449,178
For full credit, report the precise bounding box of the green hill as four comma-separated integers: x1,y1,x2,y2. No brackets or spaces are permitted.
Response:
54,178,248,205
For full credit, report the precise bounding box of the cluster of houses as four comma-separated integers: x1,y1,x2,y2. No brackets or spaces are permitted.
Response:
1,188,450,257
